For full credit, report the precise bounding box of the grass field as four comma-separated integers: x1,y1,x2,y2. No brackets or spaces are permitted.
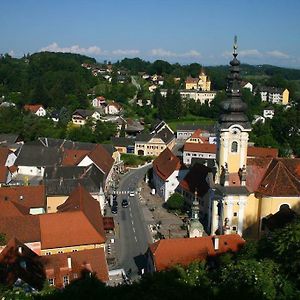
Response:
168,115,216,131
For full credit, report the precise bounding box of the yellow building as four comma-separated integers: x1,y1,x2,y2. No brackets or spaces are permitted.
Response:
185,68,211,91
209,40,300,239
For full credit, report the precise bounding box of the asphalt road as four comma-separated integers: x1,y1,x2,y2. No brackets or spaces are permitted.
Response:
114,165,151,279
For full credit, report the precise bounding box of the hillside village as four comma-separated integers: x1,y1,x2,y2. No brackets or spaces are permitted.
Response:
0,43,299,298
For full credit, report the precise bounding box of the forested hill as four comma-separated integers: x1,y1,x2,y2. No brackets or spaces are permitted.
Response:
0,52,97,109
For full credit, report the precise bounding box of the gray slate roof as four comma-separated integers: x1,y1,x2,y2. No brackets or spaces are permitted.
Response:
111,137,135,147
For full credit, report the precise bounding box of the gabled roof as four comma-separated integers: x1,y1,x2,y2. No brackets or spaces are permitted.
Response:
0,199,29,216
189,129,210,141
15,145,63,167
40,248,108,286
256,158,300,197
149,234,245,271
185,76,199,83
44,165,104,196
153,148,181,180
39,211,105,249
0,185,46,209
0,166,8,183
0,215,41,243
72,109,94,118
62,149,90,166
184,143,216,154
57,185,105,239
0,238,45,290
0,134,20,145
180,163,211,196
155,127,175,144
135,133,153,142
111,137,135,147
247,146,278,158
24,104,44,113
86,144,114,175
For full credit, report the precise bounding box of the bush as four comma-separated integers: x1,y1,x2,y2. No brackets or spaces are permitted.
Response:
167,193,184,210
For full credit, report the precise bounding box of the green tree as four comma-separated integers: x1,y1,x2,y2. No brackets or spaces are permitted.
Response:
167,193,184,210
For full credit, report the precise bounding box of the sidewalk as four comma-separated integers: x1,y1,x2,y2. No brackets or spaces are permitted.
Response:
138,180,187,241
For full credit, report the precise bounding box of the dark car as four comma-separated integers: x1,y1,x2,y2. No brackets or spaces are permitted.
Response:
122,199,129,208
111,206,118,214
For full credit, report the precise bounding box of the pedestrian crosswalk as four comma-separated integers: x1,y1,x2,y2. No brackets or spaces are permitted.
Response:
112,191,138,195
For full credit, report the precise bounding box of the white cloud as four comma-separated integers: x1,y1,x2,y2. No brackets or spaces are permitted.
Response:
150,48,201,58
8,50,15,57
40,42,102,56
239,49,262,57
111,49,140,56
266,50,289,59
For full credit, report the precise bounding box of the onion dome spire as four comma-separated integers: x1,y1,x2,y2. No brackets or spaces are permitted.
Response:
219,36,251,130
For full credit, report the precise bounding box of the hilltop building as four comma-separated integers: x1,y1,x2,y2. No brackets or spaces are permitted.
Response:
185,68,211,91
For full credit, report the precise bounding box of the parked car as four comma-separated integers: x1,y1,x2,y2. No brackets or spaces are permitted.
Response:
122,199,129,208
111,206,118,214
129,190,135,197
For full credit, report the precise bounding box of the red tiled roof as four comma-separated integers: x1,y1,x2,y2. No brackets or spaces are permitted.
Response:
0,147,10,165
189,129,209,142
40,248,109,287
180,163,211,196
39,211,105,249
0,199,29,216
87,144,114,175
149,234,245,271
247,146,278,158
256,158,300,197
0,166,8,183
57,185,106,239
184,143,216,154
0,215,41,243
153,148,181,180
62,149,90,166
184,143,278,158
24,104,44,113
0,185,46,209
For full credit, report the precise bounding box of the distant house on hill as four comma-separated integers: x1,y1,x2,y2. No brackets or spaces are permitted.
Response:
92,96,106,108
72,109,101,125
24,104,46,117
104,101,122,115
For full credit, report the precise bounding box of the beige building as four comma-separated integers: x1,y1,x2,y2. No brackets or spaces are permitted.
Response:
185,68,211,91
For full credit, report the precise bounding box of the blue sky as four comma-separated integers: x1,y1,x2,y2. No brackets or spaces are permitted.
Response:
1,0,300,67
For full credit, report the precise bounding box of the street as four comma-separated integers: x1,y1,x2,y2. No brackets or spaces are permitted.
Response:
114,165,151,279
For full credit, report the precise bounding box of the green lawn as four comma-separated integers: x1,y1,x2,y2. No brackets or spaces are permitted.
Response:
168,115,215,131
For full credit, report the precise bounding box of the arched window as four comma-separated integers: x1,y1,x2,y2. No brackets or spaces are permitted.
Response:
231,141,238,152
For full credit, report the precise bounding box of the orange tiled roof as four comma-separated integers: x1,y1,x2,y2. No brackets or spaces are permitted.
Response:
40,248,109,287
184,143,216,154
87,144,114,175
247,146,278,158
153,148,181,180
24,104,44,113
0,185,46,209
39,211,105,249
185,77,199,84
0,199,29,216
189,129,209,141
57,185,106,239
0,166,8,183
149,234,245,271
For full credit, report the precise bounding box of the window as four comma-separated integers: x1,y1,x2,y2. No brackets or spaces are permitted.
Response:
48,278,54,286
233,212,237,217
58,251,63,254
231,141,238,152
232,226,237,231
46,252,51,255
63,276,69,286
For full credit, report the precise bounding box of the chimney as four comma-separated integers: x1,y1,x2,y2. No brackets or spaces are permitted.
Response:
67,256,72,269
213,236,219,251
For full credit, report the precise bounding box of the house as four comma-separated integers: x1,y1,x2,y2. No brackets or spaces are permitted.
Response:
92,96,106,108
241,81,253,93
104,101,122,115
125,118,145,136
146,234,245,272
72,109,101,125
148,84,157,92
0,185,46,214
135,127,175,156
24,104,46,117
255,86,289,105
186,129,216,144
185,68,211,91
152,148,187,201
150,120,173,135
44,165,105,213
0,134,23,152
111,137,135,154
14,145,63,177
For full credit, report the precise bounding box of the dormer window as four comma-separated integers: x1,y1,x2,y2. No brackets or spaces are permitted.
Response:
231,141,238,152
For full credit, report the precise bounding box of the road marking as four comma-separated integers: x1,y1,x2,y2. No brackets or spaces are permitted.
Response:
133,227,136,233
134,236,138,242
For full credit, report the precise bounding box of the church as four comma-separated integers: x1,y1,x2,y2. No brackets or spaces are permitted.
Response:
185,68,211,91
199,39,300,239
